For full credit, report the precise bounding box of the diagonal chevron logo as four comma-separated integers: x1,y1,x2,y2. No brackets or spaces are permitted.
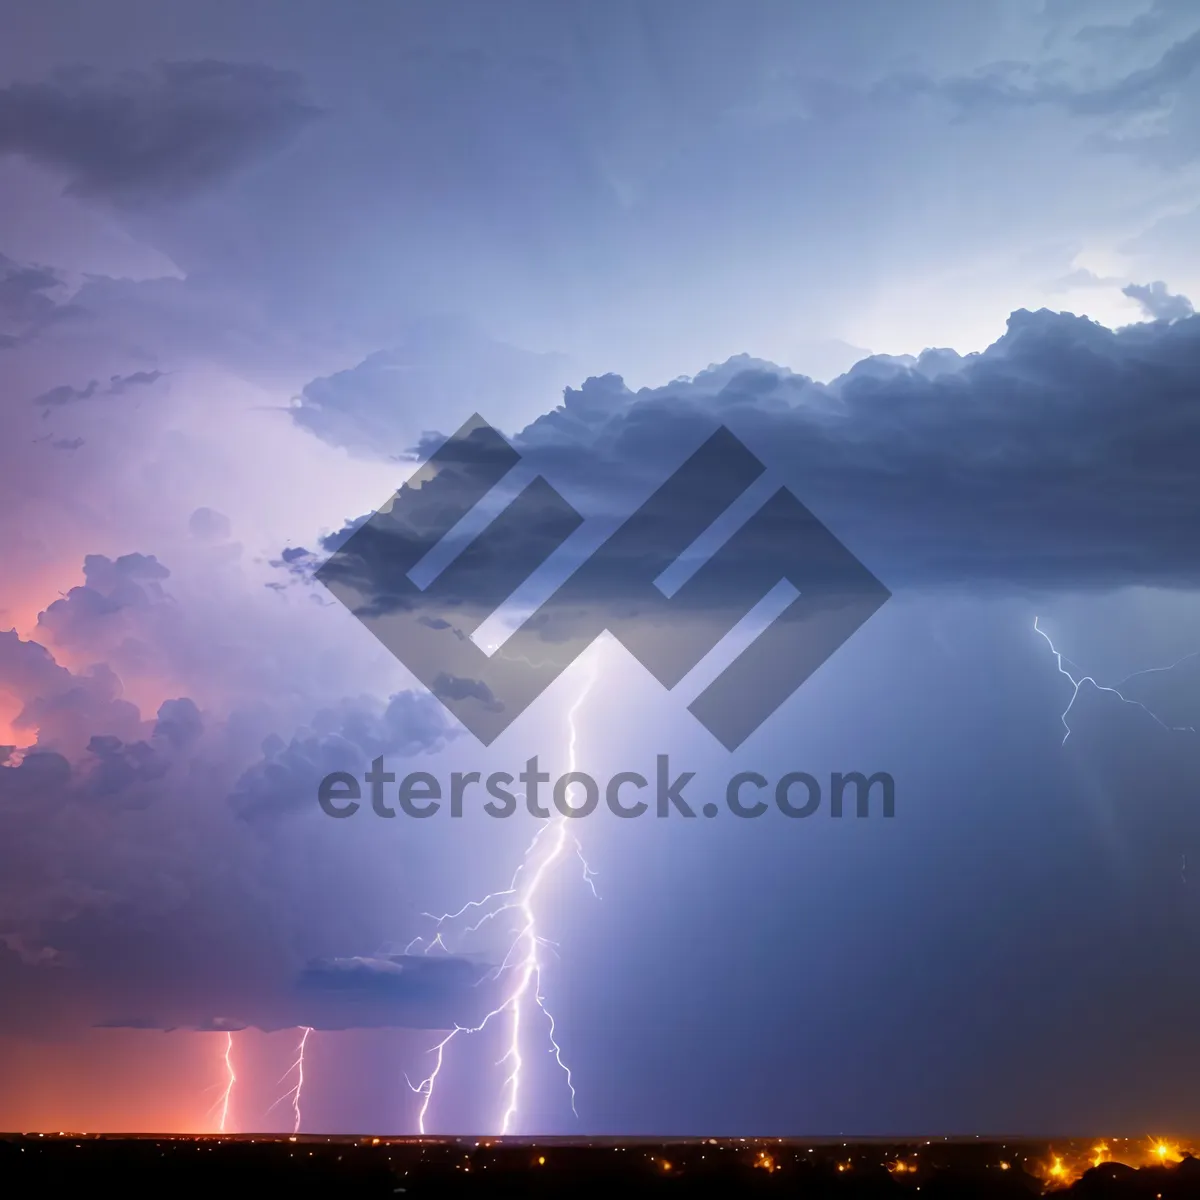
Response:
317,414,890,750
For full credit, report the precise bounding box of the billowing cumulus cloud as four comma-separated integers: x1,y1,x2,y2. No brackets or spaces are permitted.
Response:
0,549,455,1037
300,308,1200,618
229,689,456,821
0,61,321,205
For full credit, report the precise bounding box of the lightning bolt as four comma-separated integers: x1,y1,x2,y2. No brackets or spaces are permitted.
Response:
406,645,601,1135
1033,616,1197,743
214,1032,235,1133
267,1026,313,1134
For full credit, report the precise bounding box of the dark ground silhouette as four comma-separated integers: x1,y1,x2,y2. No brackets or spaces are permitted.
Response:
5,1134,1200,1197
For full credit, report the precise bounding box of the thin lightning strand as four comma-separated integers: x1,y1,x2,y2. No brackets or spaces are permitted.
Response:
406,646,601,1135
217,1032,235,1133
266,1026,313,1134
1033,616,1197,743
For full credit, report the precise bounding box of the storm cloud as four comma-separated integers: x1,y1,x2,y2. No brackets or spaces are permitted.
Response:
0,551,454,1036
0,253,85,347
32,369,164,407
1122,279,1195,321
4,0,1200,1134
303,306,1200,618
0,61,320,204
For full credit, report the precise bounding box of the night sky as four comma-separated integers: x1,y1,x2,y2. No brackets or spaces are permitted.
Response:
1,0,1199,1138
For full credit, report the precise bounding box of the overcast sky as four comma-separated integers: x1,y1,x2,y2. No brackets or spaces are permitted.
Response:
1,0,1199,1137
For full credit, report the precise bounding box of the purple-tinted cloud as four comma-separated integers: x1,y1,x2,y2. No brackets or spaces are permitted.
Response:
0,62,321,205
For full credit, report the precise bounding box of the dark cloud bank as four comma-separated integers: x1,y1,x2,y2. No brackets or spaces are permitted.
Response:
297,302,1200,601
0,61,320,204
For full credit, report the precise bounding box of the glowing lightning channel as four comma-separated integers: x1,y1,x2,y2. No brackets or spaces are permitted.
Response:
217,1032,235,1133
406,645,602,1136
267,1026,313,1134
1033,616,1197,744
